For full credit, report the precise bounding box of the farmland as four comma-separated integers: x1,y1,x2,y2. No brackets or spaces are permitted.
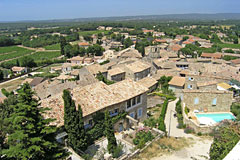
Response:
0,46,33,62
28,51,61,62
218,43,240,49
43,43,60,50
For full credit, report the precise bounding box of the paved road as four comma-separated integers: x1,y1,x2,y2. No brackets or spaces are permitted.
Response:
165,98,194,138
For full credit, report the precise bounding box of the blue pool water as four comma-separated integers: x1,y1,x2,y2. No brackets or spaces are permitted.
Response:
196,113,236,123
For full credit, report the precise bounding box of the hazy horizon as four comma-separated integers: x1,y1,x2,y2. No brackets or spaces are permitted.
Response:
1,0,240,22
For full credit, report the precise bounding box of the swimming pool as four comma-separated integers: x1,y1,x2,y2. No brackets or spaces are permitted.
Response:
196,113,236,123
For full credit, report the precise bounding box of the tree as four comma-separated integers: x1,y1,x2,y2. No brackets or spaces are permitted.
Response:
16,59,20,67
60,36,67,55
63,90,88,152
0,69,4,80
209,121,240,160
182,36,189,41
123,38,133,48
2,83,69,160
20,56,36,68
104,111,117,154
63,44,72,58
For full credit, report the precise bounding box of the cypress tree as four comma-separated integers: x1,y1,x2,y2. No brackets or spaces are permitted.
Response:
2,83,69,160
60,36,67,55
0,69,4,80
63,90,87,152
104,111,117,154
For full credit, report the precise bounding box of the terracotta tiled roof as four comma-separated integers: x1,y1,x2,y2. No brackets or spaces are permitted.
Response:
168,76,185,87
201,53,222,59
231,59,240,65
85,63,107,75
11,66,25,72
78,42,89,46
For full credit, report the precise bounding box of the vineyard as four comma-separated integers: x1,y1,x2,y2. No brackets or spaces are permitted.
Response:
0,46,33,62
43,43,61,50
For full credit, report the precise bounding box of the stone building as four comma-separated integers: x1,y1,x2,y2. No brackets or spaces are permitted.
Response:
183,90,233,112
123,61,151,81
85,63,108,78
107,67,126,82
168,76,186,97
40,79,149,132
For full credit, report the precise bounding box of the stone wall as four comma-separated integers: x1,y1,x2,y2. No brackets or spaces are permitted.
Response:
109,72,126,82
183,90,233,112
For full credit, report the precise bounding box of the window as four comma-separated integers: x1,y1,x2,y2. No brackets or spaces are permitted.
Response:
89,119,93,126
137,95,141,104
188,77,194,81
127,99,131,109
132,97,136,106
114,108,119,114
129,112,135,118
212,98,217,106
188,85,193,89
138,108,143,118
194,98,199,104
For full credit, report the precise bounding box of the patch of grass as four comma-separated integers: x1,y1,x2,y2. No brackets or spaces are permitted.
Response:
218,43,240,49
43,43,60,50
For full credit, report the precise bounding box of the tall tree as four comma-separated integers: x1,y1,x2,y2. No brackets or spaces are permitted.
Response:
0,69,4,80
104,111,117,154
60,36,67,55
2,83,69,160
63,90,87,152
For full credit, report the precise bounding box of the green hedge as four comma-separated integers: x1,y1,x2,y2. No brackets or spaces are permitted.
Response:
175,99,186,129
158,99,169,132
150,92,176,100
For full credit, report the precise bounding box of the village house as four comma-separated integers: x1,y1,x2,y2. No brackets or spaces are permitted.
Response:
78,42,90,48
136,77,158,93
106,27,113,31
183,90,233,112
11,66,27,75
201,53,223,59
107,67,126,82
109,41,123,49
40,79,149,132
176,62,189,69
103,50,117,60
168,44,182,53
29,77,45,88
97,26,106,30
61,63,72,73
153,31,165,37
85,63,108,78
117,48,142,59
123,61,151,81
67,56,84,65
168,76,186,97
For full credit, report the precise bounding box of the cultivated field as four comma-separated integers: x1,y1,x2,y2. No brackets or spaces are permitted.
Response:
78,30,110,36
43,43,60,50
218,43,240,49
0,46,33,62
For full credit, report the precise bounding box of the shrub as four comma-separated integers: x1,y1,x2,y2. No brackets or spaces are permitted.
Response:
184,127,194,134
176,99,185,129
197,132,202,136
133,128,154,149
184,107,190,115
112,143,123,158
144,117,157,128
158,99,168,132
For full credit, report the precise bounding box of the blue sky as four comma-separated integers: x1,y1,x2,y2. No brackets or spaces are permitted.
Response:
0,0,239,21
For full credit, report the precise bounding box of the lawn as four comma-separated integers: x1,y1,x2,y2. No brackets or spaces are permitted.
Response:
0,46,33,62
78,30,110,36
218,43,240,49
43,43,60,50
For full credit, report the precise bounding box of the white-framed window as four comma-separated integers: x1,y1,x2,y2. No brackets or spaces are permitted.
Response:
194,97,199,104
126,95,142,110
188,84,193,89
212,98,217,106
138,108,143,118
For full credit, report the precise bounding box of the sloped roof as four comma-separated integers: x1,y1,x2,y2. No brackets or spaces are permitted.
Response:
125,61,151,73
168,76,186,87
201,53,222,59
217,83,232,90
85,63,107,75
136,77,158,89
11,66,26,72
30,77,45,87
197,81,218,87
118,48,142,58
108,67,125,76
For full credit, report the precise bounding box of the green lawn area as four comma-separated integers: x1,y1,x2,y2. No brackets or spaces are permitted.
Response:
218,43,240,49
78,30,110,36
0,46,32,62
43,43,60,50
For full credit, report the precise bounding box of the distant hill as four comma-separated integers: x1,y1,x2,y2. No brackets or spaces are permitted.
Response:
2,13,240,23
